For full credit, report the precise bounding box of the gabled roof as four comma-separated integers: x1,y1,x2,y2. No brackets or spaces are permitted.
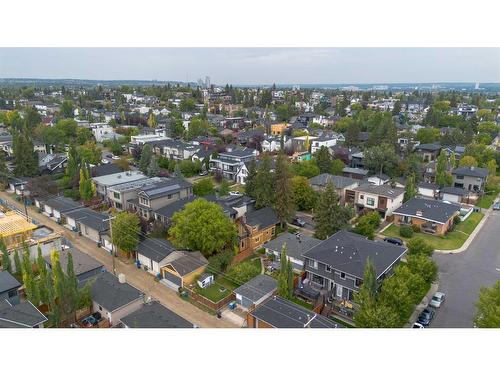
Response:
43,196,82,213
0,271,21,294
138,178,192,199
342,167,369,176
263,232,322,261
0,300,48,328
120,301,193,328
90,272,143,312
393,198,461,224
309,174,359,189
91,163,122,177
65,208,109,233
245,206,279,229
451,166,489,179
44,249,102,280
136,238,176,263
415,143,442,152
303,230,407,279
168,251,208,276
234,274,277,303
250,296,341,328
353,183,405,199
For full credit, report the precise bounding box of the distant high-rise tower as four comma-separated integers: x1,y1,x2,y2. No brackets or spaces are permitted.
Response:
205,76,211,88
475,82,480,90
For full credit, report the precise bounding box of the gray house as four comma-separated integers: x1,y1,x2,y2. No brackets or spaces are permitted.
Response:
0,271,21,305
233,274,277,310
309,173,360,204
302,230,407,302
0,299,48,328
451,166,489,193
120,301,194,328
106,177,167,211
63,208,110,244
263,232,322,271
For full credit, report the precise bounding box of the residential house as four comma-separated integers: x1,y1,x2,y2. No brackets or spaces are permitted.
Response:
347,184,405,219
417,182,439,199
263,232,322,271
350,151,365,169
92,171,148,197
45,248,103,283
37,196,82,223
237,206,279,260
302,230,407,302
451,166,489,193
366,173,390,186
439,186,471,204
0,271,21,305
308,174,359,204
414,143,442,162
342,167,369,180
89,272,144,326
128,178,193,220
106,177,167,211
247,295,339,328
63,208,109,245
0,299,48,328
120,301,194,328
269,122,288,135
38,153,68,175
136,238,176,275
209,148,257,182
310,136,338,154
160,251,208,291
261,135,282,153
393,198,461,235
234,274,277,310
90,163,122,177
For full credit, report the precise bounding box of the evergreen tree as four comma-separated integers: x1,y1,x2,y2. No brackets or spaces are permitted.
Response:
21,242,39,306
315,146,332,174
13,248,22,277
13,127,38,177
0,151,8,188
147,155,159,177
277,245,292,299
244,159,258,198
314,182,352,240
51,250,67,320
139,144,153,173
36,246,50,305
1,238,11,273
404,173,417,202
273,153,294,227
66,252,79,315
254,155,275,209
78,162,95,201
435,150,451,187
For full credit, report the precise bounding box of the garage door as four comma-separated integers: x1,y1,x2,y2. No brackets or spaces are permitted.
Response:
163,272,182,290
443,193,459,203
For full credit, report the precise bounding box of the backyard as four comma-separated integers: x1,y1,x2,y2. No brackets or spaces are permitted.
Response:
382,212,484,250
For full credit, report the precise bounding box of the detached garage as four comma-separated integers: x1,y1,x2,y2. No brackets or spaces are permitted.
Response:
234,274,277,310
136,238,176,275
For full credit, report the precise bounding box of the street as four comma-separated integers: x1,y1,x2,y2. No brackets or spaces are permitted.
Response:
0,191,237,328
432,208,500,328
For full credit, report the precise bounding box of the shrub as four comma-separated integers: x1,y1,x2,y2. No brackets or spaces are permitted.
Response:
453,216,461,225
226,260,260,284
411,224,421,233
399,226,414,238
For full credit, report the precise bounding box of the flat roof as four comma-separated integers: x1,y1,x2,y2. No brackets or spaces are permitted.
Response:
92,171,147,187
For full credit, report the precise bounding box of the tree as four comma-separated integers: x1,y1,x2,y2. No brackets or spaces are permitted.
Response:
170,119,185,138
314,182,352,240
13,248,22,277
315,146,332,174
290,159,320,178
344,121,361,147
147,155,159,177
0,152,8,188
147,112,157,127
76,141,101,165
21,243,39,306
330,158,345,175
459,155,478,168
435,150,452,187
60,100,74,119
218,179,230,196
13,127,38,177
187,117,209,140
78,162,95,201
277,245,293,299
416,127,440,144
364,143,398,176
354,211,380,240
139,144,153,173
474,280,500,328
66,252,79,315
405,254,437,285
485,159,497,182
36,246,50,305
407,237,434,257
0,238,11,273
169,198,237,257
404,173,417,202
391,100,401,115
112,212,141,256
291,176,317,211
254,155,275,209
193,178,215,196
273,153,294,227
244,159,258,198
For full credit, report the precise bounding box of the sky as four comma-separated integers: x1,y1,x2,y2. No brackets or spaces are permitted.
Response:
0,48,499,85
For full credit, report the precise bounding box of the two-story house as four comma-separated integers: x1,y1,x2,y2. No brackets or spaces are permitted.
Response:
128,178,193,220
92,171,148,198
209,148,257,182
414,143,442,162
451,166,489,193
302,230,407,302
346,184,405,219
308,174,359,205
310,136,338,154
106,177,167,211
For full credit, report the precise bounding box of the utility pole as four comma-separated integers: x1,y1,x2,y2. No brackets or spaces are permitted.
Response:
21,188,29,222
103,214,116,275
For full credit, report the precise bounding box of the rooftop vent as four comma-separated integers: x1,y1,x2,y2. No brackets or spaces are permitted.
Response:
416,210,423,216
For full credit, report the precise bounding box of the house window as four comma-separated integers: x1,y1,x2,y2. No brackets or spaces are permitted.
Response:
113,192,120,199
167,194,172,199
340,272,346,279
8,290,17,298
366,197,375,206
241,241,244,248
98,305,103,311
308,259,318,269
355,278,362,287
255,237,260,243
360,194,364,199
312,274,324,286
456,175,464,180
325,265,332,273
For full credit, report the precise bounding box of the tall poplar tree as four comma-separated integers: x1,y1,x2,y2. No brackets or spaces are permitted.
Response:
273,152,294,227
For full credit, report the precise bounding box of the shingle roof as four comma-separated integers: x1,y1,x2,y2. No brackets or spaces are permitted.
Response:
91,164,122,177
45,249,102,279
43,196,82,213
90,272,143,312
451,166,489,179
0,300,48,328
139,178,192,199
120,301,193,328
393,198,461,224
250,296,341,328
245,206,279,229
415,143,442,151
309,174,359,189
353,183,405,199
342,167,369,176
233,275,277,303
0,271,21,294
441,186,467,196
263,232,322,261
65,208,109,232
153,196,197,219
169,251,208,276
303,230,407,279
136,238,176,263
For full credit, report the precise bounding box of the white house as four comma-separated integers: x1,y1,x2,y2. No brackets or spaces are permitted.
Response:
311,136,338,154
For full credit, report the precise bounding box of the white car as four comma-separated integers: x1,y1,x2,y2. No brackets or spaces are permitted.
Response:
101,159,110,164
112,155,120,160
412,322,425,328
229,191,242,196
429,292,446,308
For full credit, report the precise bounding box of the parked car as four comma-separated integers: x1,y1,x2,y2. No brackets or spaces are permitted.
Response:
417,307,435,327
229,191,242,196
106,153,113,158
429,292,446,308
384,237,403,246
412,322,425,328
292,217,306,227
81,312,102,328
112,155,120,160
101,159,110,164
493,201,500,210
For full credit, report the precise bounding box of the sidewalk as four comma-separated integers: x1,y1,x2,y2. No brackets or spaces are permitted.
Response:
405,282,439,328
0,191,237,328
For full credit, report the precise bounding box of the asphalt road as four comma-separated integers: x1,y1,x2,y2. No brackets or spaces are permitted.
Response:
432,209,500,328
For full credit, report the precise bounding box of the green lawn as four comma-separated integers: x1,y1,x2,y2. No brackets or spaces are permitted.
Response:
195,280,233,302
476,188,500,209
382,212,484,250
289,296,314,310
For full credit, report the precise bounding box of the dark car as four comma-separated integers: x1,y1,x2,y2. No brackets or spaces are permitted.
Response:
81,312,102,327
292,217,306,227
384,237,403,246
417,307,435,327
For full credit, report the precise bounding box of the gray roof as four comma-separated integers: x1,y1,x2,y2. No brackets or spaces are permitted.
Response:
245,206,279,229
342,167,369,176
92,171,147,187
441,186,467,196
43,196,81,213
233,274,277,303
65,208,110,232
139,178,192,199
169,251,208,276
415,143,442,152
263,232,322,261
451,166,489,179
0,271,21,293
303,230,407,279
91,163,122,177
393,198,461,224
136,238,176,263
90,272,143,312
120,301,193,328
110,177,167,193
154,196,196,219
45,249,102,279
250,296,340,328
309,174,359,189
353,183,405,199
0,300,48,328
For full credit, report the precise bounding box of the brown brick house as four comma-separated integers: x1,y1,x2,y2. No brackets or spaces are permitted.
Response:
237,206,279,262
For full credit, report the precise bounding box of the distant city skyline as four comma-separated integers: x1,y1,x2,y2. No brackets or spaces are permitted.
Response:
0,48,499,85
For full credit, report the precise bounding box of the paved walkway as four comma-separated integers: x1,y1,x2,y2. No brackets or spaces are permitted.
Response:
0,191,237,328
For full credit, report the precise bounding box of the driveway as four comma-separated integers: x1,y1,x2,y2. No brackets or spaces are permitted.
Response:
0,191,237,328
432,208,500,328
